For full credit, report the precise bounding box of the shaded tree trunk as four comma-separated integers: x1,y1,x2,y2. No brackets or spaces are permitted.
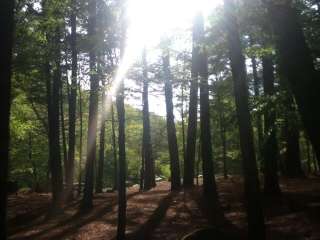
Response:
262,56,281,195
78,83,83,196
48,27,64,214
60,83,68,184
184,15,200,187
142,49,155,190
81,0,98,210
66,0,77,201
196,13,218,199
0,1,14,238
267,2,320,166
224,0,265,238
162,51,181,190
116,2,127,238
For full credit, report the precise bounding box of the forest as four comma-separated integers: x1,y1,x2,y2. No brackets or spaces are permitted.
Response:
1,0,320,239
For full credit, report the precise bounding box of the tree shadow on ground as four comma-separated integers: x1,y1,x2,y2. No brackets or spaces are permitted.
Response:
124,191,177,240
9,191,141,240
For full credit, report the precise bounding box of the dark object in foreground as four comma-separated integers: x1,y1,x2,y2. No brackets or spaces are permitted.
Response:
181,227,238,240
7,181,18,194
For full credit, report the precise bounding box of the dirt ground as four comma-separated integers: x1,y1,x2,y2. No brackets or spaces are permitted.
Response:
8,176,320,240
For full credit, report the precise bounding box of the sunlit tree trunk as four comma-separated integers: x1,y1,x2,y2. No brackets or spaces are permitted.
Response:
262,56,281,195
60,83,68,184
96,80,106,193
184,15,200,187
142,49,155,190
0,0,14,238
66,0,77,201
224,0,265,238
111,103,118,191
163,50,181,190
267,1,320,166
81,0,98,210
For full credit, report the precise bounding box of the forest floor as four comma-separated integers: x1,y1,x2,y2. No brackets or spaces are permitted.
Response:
7,176,320,240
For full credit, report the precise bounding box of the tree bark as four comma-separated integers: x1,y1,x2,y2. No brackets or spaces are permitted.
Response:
81,0,98,210
0,0,14,238
162,51,181,190
262,56,281,195
142,49,155,190
224,0,265,238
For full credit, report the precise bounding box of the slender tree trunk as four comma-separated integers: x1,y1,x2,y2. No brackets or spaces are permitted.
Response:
96,81,106,193
142,49,155,190
217,93,228,179
48,27,64,214
163,51,181,190
78,83,83,195
111,103,118,191
0,1,14,238
267,2,320,166
224,0,265,238
181,84,186,160
184,15,200,187
197,13,218,199
66,0,77,201
117,2,127,238
60,84,68,184
81,0,98,210
196,140,201,186
262,56,281,195
306,137,311,174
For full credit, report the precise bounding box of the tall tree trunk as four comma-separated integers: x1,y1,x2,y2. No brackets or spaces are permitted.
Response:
78,83,83,195
66,0,77,201
250,40,263,164
262,56,281,195
184,15,200,187
197,13,218,199
111,103,118,191
162,50,181,190
0,1,14,238
81,0,98,210
267,2,320,166
96,81,106,193
60,83,68,184
224,0,265,238
116,2,127,238
142,49,155,190
48,27,64,214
